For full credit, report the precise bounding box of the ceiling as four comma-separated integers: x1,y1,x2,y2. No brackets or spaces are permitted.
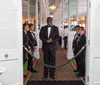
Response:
54,0,87,20
22,0,88,25
22,0,36,18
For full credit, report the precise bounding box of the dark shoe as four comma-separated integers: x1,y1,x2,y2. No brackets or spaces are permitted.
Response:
77,73,84,77
50,77,55,79
74,70,78,72
27,68,31,70
31,69,38,73
24,75,27,77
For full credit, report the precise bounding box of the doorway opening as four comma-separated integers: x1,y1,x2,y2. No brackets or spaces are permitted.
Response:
22,0,88,85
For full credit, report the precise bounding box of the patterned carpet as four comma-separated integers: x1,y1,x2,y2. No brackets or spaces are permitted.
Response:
29,45,80,81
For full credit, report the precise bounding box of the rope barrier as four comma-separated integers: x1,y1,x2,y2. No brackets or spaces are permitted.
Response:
23,45,86,69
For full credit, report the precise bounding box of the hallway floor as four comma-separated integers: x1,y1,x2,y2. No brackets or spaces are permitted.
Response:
29,45,80,81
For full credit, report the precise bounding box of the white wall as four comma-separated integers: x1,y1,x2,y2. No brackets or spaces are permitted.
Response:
0,0,23,85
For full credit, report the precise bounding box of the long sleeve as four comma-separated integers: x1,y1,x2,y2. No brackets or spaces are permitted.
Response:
39,27,48,43
52,27,59,44
72,39,75,49
23,32,29,48
27,32,34,49
72,34,76,49
78,34,86,50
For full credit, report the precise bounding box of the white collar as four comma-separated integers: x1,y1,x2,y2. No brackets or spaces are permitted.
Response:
30,31,33,32
24,31,27,34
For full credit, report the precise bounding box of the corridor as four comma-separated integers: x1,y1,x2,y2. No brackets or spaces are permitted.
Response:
29,45,80,81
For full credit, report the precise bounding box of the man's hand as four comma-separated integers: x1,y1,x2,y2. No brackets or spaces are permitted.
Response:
72,48,74,51
28,46,31,50
47,39,52,43
49,39,52,43
47,40,50,43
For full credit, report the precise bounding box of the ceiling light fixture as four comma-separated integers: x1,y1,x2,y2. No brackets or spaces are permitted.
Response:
49,4,56,10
